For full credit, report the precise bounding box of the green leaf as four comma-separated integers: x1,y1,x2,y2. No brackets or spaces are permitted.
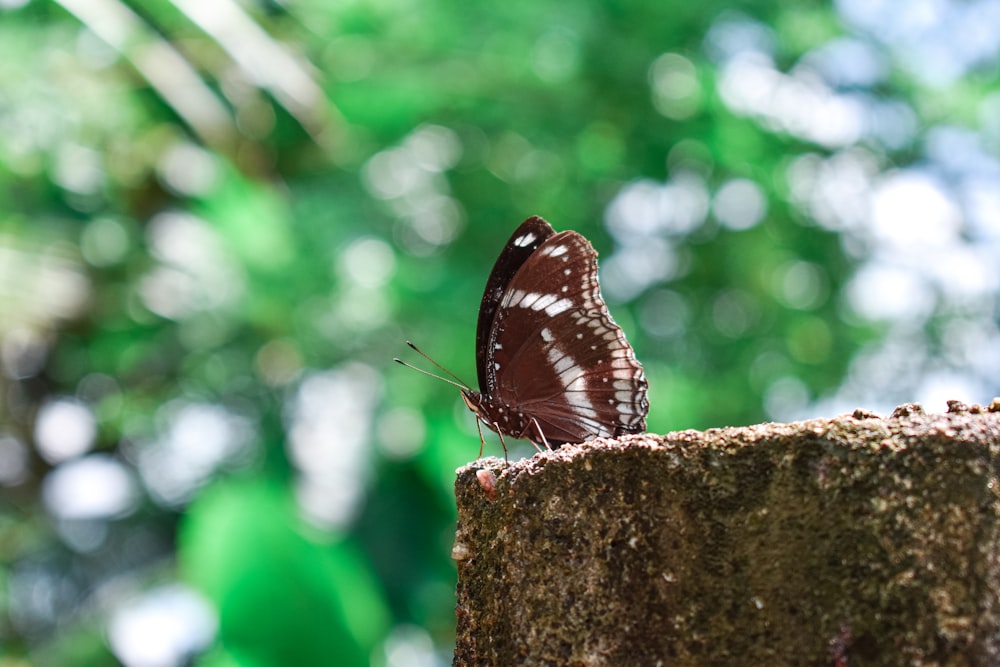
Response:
180,478,389,667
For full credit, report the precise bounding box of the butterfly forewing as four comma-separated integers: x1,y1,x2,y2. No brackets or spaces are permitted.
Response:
478,221,648,446
475,217,555,392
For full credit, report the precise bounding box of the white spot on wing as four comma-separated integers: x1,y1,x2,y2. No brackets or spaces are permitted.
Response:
546,346,597,417
552,354,575,374
544,298,572,316
513,232,537,247
532,293,558,312
541,244,568,257
540,328,554,342
506,289,526,307
509,290,573,316
564,400,599,419
517,291,541,309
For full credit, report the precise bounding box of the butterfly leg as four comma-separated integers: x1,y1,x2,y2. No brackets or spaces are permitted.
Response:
528,417,553,451
492,423,509,463
476,418,486,459
475,417,509,462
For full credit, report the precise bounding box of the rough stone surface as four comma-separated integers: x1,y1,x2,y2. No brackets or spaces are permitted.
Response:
452,400,1000,666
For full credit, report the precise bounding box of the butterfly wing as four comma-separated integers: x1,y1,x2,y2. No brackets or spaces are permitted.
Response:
475,216,555,392
481,226,648,445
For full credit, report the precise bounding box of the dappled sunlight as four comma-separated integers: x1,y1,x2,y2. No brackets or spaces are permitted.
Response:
649,53,701,120
157,142,220,197
107,585,216,667
599,2,1000,423
846,264,935,322
871,171,961,249
601,237,678,302
137,401,255,507
0,434,30,486
41,454,138,521
381,624,441,667
375,406,427,461
837,0,1000,85
719,52,868,148
606,173,710,238
0,237,91,333
712,178,767,230
34,397,97,464
140,212,245,319
54,0,238,150
1,0,999,664
772,261,828,311
339,236,397,289
786,149,879,232
287,364,381,530
363,125,465,255
779,133,1000,416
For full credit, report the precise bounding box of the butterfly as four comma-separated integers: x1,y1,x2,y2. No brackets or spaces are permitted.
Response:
400,216,648,453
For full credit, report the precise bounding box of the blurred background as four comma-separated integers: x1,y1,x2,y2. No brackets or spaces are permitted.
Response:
1,0,999,664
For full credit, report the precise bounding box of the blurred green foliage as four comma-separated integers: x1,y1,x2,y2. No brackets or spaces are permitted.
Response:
1,0,998,665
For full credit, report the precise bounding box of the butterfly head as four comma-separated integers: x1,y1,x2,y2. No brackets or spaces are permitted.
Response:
461,390,487,420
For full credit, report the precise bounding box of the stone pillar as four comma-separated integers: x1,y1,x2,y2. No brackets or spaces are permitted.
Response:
452,401,1000,666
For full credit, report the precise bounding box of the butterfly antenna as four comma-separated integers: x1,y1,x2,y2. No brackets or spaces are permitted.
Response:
393,358,470,390
403,340,472,388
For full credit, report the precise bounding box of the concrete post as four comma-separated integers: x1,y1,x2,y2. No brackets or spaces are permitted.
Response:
452,401,1000,666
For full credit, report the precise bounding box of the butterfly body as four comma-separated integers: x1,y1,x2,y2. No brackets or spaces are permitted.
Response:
469,216,648,448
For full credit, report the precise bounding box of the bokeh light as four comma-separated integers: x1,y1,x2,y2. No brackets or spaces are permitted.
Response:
107,585,216,667
1,0,999,665
34,398,97,464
